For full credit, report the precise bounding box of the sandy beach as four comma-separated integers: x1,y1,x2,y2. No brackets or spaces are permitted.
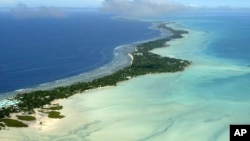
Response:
128,53,134,65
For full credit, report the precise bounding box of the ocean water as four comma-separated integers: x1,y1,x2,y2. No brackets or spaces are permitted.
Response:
1,11,250,141
172,14,250,65
0,12,160,95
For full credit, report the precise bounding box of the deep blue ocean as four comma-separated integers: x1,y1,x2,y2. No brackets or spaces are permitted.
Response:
0,12,159,94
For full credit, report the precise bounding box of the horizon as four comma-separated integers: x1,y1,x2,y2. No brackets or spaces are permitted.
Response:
1,1,250,19
1,0,250,9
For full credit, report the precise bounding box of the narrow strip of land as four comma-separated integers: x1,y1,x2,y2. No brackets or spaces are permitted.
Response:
0,23,191,129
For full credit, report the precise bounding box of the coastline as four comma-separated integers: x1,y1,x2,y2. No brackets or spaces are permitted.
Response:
0,23,200,140
0,21,190,121
0,22,168,101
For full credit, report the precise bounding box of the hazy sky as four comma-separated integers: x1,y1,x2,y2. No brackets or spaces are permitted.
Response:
0,0,249,8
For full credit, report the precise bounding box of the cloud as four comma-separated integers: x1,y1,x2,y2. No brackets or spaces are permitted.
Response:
100,0,195,18
10,3,67,19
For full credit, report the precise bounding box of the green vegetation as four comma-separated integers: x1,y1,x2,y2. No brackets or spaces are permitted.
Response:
0,123,4,130
42,105,63,110
48,105,63,110
0,123,5,127
1,119,28,127
157,23,189,39
0,23,191,126
0,107,13,119
48,111,65,119
17,115,36,121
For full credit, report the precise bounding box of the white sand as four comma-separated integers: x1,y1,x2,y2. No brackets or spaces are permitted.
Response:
128,53,134,65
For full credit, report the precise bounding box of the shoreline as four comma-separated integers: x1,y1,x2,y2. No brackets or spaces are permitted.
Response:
0,23,168,100
0,21,191,131
128,53,134,65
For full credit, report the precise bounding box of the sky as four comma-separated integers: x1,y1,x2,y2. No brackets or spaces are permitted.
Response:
0,0,250,8
1,0,249,19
